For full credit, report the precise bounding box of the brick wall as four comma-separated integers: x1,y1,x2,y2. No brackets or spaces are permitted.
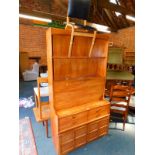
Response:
19,24,135,67
19,24,48,66
109,26,135,65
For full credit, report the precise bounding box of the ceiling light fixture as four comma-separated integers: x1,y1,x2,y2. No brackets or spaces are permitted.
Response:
91,23,111,33
115,12,121,16
19,14,52,23
126,15,135,22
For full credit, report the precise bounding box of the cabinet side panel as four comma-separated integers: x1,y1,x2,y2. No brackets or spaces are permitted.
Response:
46,28,60,154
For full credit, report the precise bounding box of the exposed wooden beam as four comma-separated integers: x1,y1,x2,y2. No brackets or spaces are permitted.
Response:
102,9,117,32
99,0,134,15
122,14,130,27
19,7,66,21
104,9,119,31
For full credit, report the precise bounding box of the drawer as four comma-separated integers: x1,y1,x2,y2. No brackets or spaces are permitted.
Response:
88,105,109,121
61,141,74,154
88,121,98,133
75,125,87,138
59,130,74,144
73,111,87,126
75,135,87,148
98,116,109,128
59,116,73,131
87,130,98,142
59,111,87,131
98,126,108,136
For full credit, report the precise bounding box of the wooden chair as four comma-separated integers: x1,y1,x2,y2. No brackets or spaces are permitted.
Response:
109,84,132,131
33,77,50,137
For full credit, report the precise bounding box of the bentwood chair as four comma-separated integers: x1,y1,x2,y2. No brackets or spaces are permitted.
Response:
33,77,50,137
109,84,132,131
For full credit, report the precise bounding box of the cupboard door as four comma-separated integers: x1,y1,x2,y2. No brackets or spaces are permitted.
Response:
75,125,87,138
88,106,109,121
59,130,74,144
87,130,98,142
59,116,73,131
73,111,87,126
98,126,108,136
61,141,74,154
75,135,87,148
98,116,109,128
88,121,98,133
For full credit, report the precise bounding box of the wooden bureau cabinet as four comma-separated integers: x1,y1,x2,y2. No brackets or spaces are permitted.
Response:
46,28,110,155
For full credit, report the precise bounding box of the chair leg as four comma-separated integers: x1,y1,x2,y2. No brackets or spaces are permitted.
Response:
123,115,127,131
42,121,45,126
45,120,48,138
34,94,38,108
123,121,125,131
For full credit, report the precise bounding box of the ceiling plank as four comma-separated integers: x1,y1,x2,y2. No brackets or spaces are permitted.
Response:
104,9,119,31
99,0,134,15
19,7,66,21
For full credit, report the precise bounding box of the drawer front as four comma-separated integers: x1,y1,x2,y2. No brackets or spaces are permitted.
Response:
98,116,109,128
61,141,74,154
59,116,73,131
75,125,87,138
59,130,74,144
87,130,98,142
98,126,108,136
88,105,109,121
88,121,98,133
75,135,87,148
73,111,87,126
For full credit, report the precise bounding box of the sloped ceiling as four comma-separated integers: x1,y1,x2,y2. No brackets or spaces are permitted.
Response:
19,0,135,32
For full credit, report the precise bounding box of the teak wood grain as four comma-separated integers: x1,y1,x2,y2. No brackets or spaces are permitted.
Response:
46,28,110,155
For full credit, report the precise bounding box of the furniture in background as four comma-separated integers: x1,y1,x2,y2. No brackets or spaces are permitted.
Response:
46,27,110,155
19,52,29,79
40,72,48,87
39,64,47,74
106,47,134,96
109,84,132,131
22,62,39,81
33,77,50,137
129,87,135,110
29,56,41,63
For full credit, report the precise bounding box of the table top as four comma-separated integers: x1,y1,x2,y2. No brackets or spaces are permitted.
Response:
106,70,134,80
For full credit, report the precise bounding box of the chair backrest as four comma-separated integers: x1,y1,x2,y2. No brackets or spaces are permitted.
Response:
110,84,131,107
37,77,48,99
32,62,39,74
108,48,123,65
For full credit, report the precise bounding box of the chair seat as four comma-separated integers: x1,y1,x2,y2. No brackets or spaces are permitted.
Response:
111,106,126,111
111,101,127,106
33,105,50,122
111,101,127,111
34,87,49,97
129,95,135,107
